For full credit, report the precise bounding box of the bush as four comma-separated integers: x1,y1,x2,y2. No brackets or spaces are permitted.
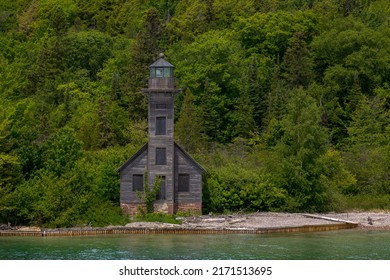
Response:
203,163,290,213
344,195,390,211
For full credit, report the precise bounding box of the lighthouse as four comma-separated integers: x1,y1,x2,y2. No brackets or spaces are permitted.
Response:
117,54,204,215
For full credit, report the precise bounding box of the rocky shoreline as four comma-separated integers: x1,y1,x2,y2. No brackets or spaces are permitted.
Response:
125,211,390,230
2,211,390,234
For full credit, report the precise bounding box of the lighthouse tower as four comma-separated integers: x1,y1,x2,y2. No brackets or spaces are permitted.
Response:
118,54,204,215
142,54,181,213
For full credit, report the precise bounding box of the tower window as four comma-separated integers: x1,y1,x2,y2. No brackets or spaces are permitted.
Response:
156,176,166,200
155,148,167,165
178,174,190,192
132,174,144,192
156,116,166,135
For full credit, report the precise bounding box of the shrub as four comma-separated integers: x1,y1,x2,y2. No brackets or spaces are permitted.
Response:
344,195,390,211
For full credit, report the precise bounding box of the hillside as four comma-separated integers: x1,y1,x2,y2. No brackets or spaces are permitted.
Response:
1,0,390,227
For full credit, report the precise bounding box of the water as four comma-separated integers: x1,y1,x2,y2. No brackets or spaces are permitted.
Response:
1,229,390,260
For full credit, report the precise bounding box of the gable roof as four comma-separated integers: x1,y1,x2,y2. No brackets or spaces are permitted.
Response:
174,142,206,173
116,142,206,173
116,143,148,172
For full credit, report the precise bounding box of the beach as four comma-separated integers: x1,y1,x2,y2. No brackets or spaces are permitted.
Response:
2,211,390,236
126,211,390,230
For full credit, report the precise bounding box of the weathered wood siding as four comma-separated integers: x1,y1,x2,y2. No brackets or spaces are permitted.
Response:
120,149,147,204
149,77,175,89
148,93,175,136
148,92,175,204
175,147,202,204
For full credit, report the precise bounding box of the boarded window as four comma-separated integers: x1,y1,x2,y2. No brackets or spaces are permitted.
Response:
132,174,143,192
156,176,166,200
155,147,167,165
178,174,190,192
156,116,166,135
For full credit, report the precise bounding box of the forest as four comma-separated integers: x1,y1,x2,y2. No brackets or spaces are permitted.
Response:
1,0,390,227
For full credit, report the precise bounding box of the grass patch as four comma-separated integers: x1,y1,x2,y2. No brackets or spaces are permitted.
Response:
344,195,390,211
132,212,182,224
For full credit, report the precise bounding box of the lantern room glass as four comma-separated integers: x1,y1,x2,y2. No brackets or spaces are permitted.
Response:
150,67,173,78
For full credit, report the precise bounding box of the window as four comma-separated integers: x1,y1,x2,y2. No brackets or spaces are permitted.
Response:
155,68,164,77
156,116,166,135
132,174,143,192
163,67,172,77
155,148,166,165
178,174,190,192
150,67,172,78
156,176,166,200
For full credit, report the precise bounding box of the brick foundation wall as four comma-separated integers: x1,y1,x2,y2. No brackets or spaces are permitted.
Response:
177,202,202,215
122,202,202,215
121,203,144,216
154,202,174,214
121,202,176,215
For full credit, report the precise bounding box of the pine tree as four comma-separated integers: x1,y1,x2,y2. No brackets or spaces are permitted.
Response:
247,56,267,129
344,96,390,194
347,96,389,147
266,63,288,122
204,0,215,24
49,5,68,38
97,98,116,148
128,7,162,91
124,7,163,120
200,77,224,143
111,72,122,102
175,89,205,152
282,31,313,89
345,79,364,116
235,77,256,138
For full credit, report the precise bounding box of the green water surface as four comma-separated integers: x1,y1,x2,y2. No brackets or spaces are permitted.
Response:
1,229,390,260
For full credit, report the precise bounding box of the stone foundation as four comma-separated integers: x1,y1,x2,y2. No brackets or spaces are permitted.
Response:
121,202,201,216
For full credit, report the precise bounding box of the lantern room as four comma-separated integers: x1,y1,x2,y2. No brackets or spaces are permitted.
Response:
148,53,175,89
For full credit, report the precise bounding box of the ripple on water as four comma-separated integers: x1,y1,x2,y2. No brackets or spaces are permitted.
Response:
1,230,390,260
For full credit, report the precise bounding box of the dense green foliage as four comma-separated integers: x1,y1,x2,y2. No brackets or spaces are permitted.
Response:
1,0,390,226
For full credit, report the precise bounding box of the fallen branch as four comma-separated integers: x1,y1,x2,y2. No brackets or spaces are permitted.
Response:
229,219,246,225
302,214,358,225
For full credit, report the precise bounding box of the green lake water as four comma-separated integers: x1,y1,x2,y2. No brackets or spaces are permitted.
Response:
1,229,390,260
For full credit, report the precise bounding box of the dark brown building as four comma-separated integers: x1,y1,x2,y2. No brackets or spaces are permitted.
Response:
117,55,204,215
